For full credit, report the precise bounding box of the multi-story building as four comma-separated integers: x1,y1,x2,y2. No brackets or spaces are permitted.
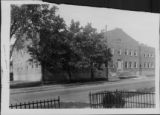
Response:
104,28,155,77
139,44,155,76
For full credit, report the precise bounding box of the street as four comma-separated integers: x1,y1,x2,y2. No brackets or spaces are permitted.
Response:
10,77,155,104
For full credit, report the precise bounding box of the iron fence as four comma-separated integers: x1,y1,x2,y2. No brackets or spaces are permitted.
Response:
89,90,155,108
10,96,60,109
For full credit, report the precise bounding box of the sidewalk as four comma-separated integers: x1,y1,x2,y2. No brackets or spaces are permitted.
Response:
10,74,121,89
10,75,154,94
10,79,121,94
10,81,42,88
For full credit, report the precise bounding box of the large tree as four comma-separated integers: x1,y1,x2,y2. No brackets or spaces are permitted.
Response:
81,23,112,80
67,21,112,80
10,4,65,57
11,4,112,83
11,4,66,83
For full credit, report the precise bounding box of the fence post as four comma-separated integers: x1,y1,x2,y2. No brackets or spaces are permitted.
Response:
51,99,53,108
36,100,38,108
32,101,34,109
15,103,17,109
44,100,46,108
24,102,26,109
39,100,42,108
10,104,13,109
19,102,22,109
58,96,60,108
89,92,92,108
28,102,30,109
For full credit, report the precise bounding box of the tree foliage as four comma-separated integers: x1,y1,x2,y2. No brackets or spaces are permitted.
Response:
10,4,65,57
66,20,112,80
11,4,112,82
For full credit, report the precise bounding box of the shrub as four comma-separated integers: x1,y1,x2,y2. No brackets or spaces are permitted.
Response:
102,91,125,108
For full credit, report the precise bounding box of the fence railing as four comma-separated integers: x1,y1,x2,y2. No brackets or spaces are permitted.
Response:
89,90,155,108
10,96,60,109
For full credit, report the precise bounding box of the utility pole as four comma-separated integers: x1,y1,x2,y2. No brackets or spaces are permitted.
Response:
139,44,142,76
105,25,108,81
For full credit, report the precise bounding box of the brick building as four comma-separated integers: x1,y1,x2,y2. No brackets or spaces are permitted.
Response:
104,28,155,77
139,43,155,76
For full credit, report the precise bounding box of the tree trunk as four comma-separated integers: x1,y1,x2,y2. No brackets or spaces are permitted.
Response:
41,62,45,84
106,61,108,81
67,67,72,82
91,62,94,80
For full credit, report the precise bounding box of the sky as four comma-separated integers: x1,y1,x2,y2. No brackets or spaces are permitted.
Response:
51,4,159,48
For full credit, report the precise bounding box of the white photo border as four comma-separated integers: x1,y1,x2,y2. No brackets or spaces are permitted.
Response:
1,0,160,114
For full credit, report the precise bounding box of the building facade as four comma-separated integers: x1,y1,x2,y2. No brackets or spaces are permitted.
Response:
105,28,155,77
139,44,155,76
11,42,42,81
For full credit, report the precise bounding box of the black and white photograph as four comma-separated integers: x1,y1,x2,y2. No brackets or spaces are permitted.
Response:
1,0,160,114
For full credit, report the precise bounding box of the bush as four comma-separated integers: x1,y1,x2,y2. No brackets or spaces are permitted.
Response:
102,91,125,108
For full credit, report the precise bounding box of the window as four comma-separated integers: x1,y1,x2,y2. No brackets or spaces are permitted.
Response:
125,49,129,55
144,62,146,68
148,54,150,57
124,61,128,68
134,51,137,56
109,61,114,68
32,63,34,68
26,65,28,70
148,63,150,68
36,63,39,68
129,62,132,68
134,62,137,68
116,38,122,43
129,50,133,56
118,49,122,55
144,54,146,57
139,64,142,68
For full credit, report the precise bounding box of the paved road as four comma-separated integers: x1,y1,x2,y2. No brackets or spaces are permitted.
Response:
10,77,155,104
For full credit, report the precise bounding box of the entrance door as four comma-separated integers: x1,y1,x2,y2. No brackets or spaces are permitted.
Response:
117,59,123,71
